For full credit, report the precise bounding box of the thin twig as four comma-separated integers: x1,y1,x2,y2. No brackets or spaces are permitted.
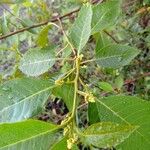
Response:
77,102,88,110
0,0,101,40
81,59,97,65
57,18,76,55
56,44,69,56
0,9,80,40
104,30,119,44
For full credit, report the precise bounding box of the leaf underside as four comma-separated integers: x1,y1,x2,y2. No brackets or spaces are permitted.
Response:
0,78,53,123
19,47,56,77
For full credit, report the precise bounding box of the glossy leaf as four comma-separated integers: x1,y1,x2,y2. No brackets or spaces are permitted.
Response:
0,78,54,123
92,0,121,34
51,137,67,150
36,24,52,48
96,96,150,150
95,44,140,69
81,122,137,148
19,47,56,76
52,84,74,111
69,3,92,54
0,120,59,150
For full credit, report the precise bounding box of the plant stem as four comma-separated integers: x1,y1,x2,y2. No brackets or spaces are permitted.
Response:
72,57,80,117
59,56,80,130
81,59,97,64
61,68,76,81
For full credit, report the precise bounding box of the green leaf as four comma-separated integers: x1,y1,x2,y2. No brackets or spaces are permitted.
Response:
96,96,150,150
52,84,74,111
0,78,54,123
99,82,114,92
51,136,78,150
95,44,140,69
19,47,56,77
36,24,52,48
62,45,72,58
92,0,121,34
95,32,113,54
1,13,9,35
81,122,137,149
114,75,124,90
0,119,59,150
88,102,100,125
69,3,92,54
51,137,67,150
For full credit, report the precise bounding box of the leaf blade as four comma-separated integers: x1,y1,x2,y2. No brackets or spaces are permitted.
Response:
36,24,51,48
81,122,137,148
96,96,150,149
52,84,74,111
19,47,56,76
69,4,92,54
0,78,54,123
88,102,101,125
95,32,113,54
51,137,67,150
99,82,114,92
92,0,121,34
95,44,140,69
0,120,59,150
